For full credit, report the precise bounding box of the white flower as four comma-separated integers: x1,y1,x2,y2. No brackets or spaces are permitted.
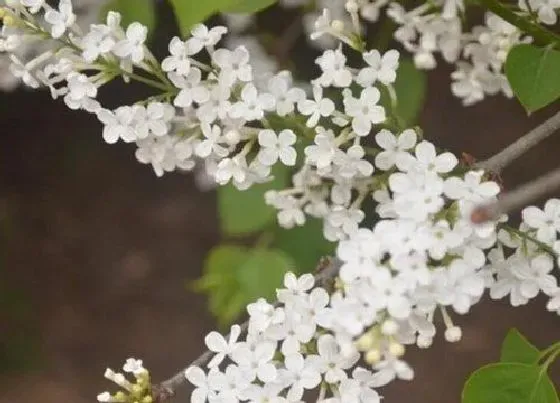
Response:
196,123,229,158
308,334,359,383
371,358,414,386
212,46,253,86
298,86,335,127
162,37,192,75
277,273,315,304
310,8,332,40
230,83,275,121
123,358,145,375
187,24,228,54
257,129,297,166
267,73,306,116
334,145,374,178
44,0,75,38
231,341,277,382
80,24,116,63
357,49,400,87
113,22,147,63
215,156,248,185
396,141,458,174
134,102,175,138
444,170,500,202
279,353,321,401
185,366,220,403
344,87,386,136
97,106,136,144
21,0,44,14
304,128,338,169
247,298,285,333
204,324,242,368
522,199,560,243
374,129,417,170
64,72,99,112
315,49,353,88
170,68,210,107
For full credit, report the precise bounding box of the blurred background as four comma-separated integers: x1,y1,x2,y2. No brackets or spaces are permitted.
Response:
1,0,560,402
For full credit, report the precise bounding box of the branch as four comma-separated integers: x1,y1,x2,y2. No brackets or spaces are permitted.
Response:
475,110,560,173
471,165,560,223
152,257,342,402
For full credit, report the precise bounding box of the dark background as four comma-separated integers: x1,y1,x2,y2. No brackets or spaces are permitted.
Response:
1,3,560,401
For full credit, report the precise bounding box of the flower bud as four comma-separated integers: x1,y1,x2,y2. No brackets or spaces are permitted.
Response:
416,335,433,349
331,20,345,32
388,341,405,357
365,348,381,364
381,319,399,335
356,332,375,351
345,1,359,13
445,326,462,342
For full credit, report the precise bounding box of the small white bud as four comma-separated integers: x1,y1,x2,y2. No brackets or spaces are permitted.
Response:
388,341,405,357
97,392,112,402
345,0,359,13
445,326,462,342
416,335,433,349
365,348,381,364
331,20,345,32
381,319,399,335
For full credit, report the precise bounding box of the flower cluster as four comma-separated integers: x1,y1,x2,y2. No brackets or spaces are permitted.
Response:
2,1,560,403
98,358,153,403
224,0,536,105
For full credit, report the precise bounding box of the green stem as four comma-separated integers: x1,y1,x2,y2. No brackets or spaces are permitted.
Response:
499,225,557,257
536,340,560,365
475,0,560,47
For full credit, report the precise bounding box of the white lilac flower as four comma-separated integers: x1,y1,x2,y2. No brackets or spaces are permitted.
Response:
521,199,560,243
162,37,192,75
113,22,147,64
205,324,242,368
343,87,386,136
374,129,417,170
298,86,335,127
357,49,400,87
257,129,297,166
229,83,275,121
315,48,353,88
187,24,228,54
44,0,76,38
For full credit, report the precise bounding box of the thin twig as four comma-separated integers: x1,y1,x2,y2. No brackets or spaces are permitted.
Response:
471,165,560,223
152,257,341,402
475,110,560,173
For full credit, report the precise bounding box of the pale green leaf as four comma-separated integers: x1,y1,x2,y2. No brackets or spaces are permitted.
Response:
462,363,559,403
101,0,155,34
505,44,560,112
379,58,427,127
237,249,294,301
222,0,277,13
274,218,334,273
218,165,289,236
500,328,540,364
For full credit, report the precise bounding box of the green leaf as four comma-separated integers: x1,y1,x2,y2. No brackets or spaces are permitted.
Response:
222,0,277,13
462,363,559,403
101,0,155,34
195,245,292,326
169,0,227,36
380,58,427,127
238,249,293,301
501,328,540,364
169,0,274,35
193,245,248,326
505,44,560,112
218,165,290,236
274,218,334,273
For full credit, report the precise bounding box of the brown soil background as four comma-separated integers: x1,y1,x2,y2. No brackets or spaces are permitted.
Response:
0,5,559,402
